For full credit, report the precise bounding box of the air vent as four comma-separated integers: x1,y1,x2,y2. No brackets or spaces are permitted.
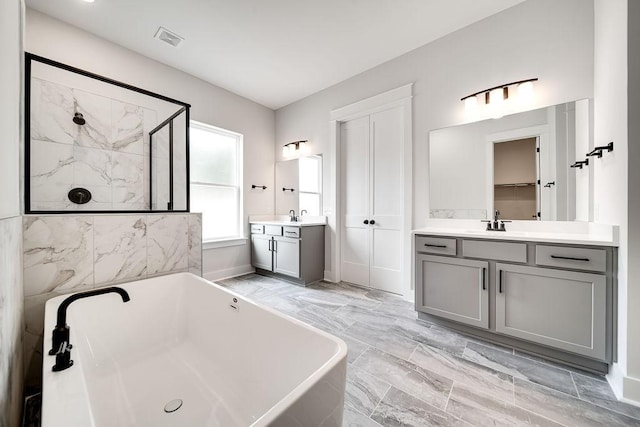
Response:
154,26,184,48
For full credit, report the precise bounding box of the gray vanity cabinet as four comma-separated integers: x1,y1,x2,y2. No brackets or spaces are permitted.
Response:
416,255,489,329
273,236,300,277
250,234,274,271
495,263,607,360
250,223,325,285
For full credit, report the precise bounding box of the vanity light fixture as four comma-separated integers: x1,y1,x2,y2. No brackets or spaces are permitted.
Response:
462,78,538,117
282,140,308,158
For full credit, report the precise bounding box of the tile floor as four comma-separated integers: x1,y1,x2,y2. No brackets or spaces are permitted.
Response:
218,273,640,427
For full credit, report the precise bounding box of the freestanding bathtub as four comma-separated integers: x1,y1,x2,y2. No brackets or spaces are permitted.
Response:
42,273,347,426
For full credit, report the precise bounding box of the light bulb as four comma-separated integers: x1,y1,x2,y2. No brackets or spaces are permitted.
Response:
282,145,288,157
518,81,535,106
298,141,307,155
489,88,505,119
464,96,479,116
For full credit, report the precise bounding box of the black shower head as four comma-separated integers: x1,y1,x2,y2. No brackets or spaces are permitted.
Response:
73,112,86,125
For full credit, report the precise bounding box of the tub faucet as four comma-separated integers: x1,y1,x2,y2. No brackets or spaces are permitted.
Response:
49,287,130,372
289,209,297,222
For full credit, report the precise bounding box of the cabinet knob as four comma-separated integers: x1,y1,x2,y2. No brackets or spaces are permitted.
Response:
363,220,369,224
370,220,375,225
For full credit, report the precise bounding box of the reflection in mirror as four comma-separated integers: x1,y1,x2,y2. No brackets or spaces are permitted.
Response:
275,155,322,216
429,99,591,221
26,54,190,213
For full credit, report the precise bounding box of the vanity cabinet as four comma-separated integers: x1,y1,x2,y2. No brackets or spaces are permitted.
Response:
250,223,324,285
414,233,617,371
495,264,606,360
416,255,488,329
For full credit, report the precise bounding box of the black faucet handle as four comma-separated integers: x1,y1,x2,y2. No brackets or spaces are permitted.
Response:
52,341,74,372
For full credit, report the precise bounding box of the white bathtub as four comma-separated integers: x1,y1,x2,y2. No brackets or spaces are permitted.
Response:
42,273,347,426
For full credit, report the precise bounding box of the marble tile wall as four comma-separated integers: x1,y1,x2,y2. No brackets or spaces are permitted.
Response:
430,209,488,220
22,212,202,387
30,78,157,211
0,216,24,427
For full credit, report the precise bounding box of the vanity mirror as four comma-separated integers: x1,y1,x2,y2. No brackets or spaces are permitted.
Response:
428,99,591,221
25,53,190,213
275,155,322,216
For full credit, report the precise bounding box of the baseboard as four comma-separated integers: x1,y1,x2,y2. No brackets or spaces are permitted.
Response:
607,363,640,407
204,264,254,282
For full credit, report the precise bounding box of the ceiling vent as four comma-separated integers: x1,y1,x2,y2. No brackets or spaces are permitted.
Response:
154,27,184,48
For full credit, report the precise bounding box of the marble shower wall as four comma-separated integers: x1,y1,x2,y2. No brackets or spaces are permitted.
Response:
0,216,24,427
30,78,157,210
22,212,202,387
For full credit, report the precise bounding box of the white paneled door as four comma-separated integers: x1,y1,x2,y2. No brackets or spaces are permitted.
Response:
340,106,404,294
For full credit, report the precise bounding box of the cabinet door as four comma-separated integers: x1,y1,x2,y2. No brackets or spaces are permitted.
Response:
495,263,606,360
416,254,489,329
251,235,273,271
273,237,300,278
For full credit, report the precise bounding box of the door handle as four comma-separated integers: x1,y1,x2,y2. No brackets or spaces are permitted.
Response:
273,240,277,252
268,240,273,251
370,220,375,225
482,267,486,290
424,244,447,248
499,270,503,293
363,219,369,224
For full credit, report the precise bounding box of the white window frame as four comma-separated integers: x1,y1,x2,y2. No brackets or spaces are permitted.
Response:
190,120,244,245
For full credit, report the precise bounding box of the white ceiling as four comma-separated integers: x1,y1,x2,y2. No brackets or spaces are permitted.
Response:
26,0,524,109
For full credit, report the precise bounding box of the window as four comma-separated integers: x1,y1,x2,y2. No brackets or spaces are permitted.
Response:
298,155,322,215
190,121,243,242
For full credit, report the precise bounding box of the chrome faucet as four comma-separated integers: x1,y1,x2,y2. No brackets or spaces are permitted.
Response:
300,209,308,217
289,209,297,222
481,210,511,232
49,287,130,372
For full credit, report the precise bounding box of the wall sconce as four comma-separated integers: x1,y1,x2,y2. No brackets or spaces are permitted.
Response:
282,140,308,158
461,78,538,119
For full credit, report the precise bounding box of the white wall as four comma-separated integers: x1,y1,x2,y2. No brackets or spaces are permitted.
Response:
25,9,276,280
276,0,594,277
0,0,24,425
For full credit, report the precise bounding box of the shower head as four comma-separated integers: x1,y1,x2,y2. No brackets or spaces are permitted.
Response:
73,112,86,126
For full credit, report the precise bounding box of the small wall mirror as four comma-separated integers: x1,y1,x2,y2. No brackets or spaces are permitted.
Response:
25,53,190,213
275,155,322,216
428,99,591,221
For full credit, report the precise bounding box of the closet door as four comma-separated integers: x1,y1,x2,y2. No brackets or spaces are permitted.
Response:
369,107,403,294
340,116,370,286
339,106,404,295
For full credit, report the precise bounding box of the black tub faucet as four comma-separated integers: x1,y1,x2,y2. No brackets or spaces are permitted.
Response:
49,287,130,372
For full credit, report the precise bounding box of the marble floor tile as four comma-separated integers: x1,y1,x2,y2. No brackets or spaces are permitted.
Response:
353,348,453,410
410,344,514,404
392,321,468,356
345,365,391,416
345,321,420,360
335,304,399,327
572,372,640,420
446,383,561,426
343,405,384,427
371,387,468,427
463,341,578,397
514,378,640,426
222,274,637,426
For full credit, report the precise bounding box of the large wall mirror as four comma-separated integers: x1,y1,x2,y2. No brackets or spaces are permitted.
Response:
429,99,591,221
25,53,190,213
275,155,322,216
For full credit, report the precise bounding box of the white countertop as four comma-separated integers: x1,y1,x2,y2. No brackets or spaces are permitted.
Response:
413,219,619,247
249,215,327,227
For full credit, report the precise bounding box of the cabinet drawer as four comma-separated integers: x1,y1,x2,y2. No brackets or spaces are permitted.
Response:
415,236,456,255
536,245,606,273
463,240,526,263
250,224,264,234
283,226,300,238
264,225,283,236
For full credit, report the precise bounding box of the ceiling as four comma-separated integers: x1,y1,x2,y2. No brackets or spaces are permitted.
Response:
26,0,525,110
